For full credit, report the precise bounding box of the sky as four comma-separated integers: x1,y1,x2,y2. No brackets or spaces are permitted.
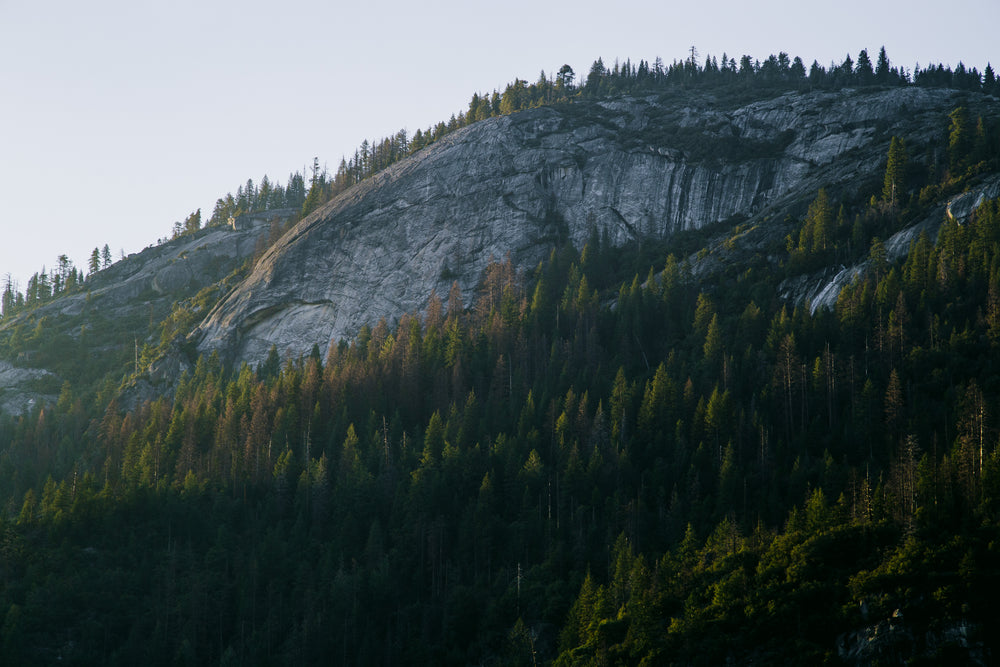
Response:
1,0,997,293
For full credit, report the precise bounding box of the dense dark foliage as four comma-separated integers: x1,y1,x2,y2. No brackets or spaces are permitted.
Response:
1,50,1000,664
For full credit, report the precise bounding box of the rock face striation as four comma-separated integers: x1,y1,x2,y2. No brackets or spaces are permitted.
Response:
193,87,996,366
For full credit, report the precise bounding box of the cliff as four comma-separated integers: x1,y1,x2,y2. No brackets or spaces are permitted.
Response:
195,87,995,365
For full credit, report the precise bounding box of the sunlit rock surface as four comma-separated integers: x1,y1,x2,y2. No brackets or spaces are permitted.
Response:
195,87,998,366
947,175,1000,223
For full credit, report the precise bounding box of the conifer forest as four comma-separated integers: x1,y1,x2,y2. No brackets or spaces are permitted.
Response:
2,48,1000,664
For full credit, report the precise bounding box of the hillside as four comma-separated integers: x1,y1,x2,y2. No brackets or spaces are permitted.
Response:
0,213,275,410
195,86,996,367
0,58,1000,665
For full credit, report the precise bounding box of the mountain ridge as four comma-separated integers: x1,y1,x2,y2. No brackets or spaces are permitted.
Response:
2,73,1000,664
192,86,996,367
1,84,996,410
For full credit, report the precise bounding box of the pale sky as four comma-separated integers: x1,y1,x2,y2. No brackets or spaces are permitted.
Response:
1,0,997,292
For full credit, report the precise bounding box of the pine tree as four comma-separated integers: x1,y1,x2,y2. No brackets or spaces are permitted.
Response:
855,49,874,85
869,237,888,281
183,209,201,234
703,313,723,367
840,53,854,81
89,248,101,276
809,60,826,87
948,106,972,174
882,136,907,209
790,56,807,83
875,47,892,84
1,274,15,317
798,189,832,258
586,58,607,94
556,64,575,90
301,183,323,217
810,190,831,254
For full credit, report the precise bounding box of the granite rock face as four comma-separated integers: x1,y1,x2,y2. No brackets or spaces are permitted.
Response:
0,361,56,415
947,175,1000,223
195,87,996,366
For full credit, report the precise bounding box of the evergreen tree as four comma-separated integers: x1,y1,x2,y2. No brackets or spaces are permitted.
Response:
883,136,907,209
797,188,833,260
585,58,607,94
949,106,972,174
790,56,807,83
183,209,201,234
855,48,875,85
875,46,892,84
840,53,855,81
1,274,15,317
88,248,101,276
809,60,826,87
556,64,575,90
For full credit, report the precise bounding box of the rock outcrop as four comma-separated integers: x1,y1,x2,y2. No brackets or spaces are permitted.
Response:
90,221,270,308
837,610,985,665
793,174,1000,313
9,220,271,328
197,87,996,366
947,175,1000,223
0,361,57,415
0,218,271,414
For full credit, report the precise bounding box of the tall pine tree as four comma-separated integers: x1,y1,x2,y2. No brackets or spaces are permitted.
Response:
883,136,907,209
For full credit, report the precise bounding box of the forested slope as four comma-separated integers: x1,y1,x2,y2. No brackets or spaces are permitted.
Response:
4,195,1000,663
0,48,1000,665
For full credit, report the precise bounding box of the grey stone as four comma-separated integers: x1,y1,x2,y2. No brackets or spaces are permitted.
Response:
195,88,1000,366
946,175,1000,223
0,360,57,415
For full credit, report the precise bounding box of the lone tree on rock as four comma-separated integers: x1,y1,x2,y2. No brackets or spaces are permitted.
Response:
883,136,907,210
